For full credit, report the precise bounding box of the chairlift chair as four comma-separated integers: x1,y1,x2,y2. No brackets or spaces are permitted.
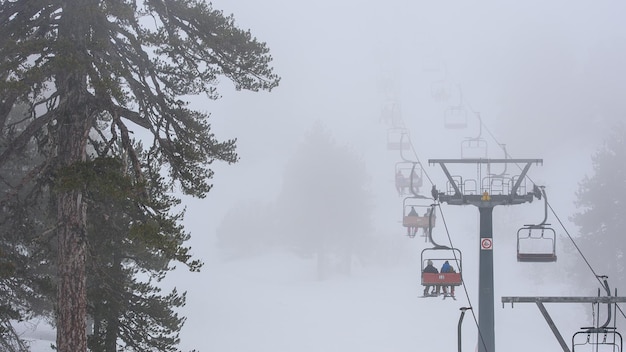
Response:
387,128,411,151
380,100,402,127
511,175,528,195
481,175,512,196
572,328,623,352
421,247,463,294
402,197,436,238
461,138,488,159
516,186,557,262
444,175,480,197
395,162,423,196
517,226,557,262
430,80,452,102
444,105,468,129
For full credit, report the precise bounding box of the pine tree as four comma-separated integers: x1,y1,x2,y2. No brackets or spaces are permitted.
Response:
0,104,55,352
275,122,373,279
0,1,279,351
83,154,197,352
571,122,626,288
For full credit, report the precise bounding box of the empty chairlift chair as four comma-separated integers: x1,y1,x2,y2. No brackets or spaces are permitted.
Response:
387,128,411,151
517,225,557,262
572,328,622,352
444,105,468,129
516,185,557,262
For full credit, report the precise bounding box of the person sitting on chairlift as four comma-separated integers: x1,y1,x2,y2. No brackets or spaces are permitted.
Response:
408,206,418,216
447,266,456,296
439,261,452,295
423,260,438,296
396,170,407,195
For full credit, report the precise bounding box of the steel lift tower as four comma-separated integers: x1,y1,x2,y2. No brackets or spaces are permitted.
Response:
429,158,543,352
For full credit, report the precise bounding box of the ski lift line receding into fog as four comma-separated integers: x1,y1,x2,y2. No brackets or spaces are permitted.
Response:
381,100,435,188
380,91,484,346
378,88,476,319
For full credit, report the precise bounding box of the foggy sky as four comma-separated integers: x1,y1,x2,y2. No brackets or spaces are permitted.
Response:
26,1,626,351
176,2,626,351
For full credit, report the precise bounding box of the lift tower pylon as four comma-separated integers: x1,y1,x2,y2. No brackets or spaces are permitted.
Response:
429,158,543,352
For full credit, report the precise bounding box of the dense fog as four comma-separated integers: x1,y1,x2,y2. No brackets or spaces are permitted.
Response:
23,1,626,351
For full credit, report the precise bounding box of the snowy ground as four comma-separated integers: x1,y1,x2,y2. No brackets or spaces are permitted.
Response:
177,244,586,352
18,236,598,352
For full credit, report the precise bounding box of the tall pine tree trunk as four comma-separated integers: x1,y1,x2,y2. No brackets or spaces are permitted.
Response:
56,179,88,352
56,1,92,350
56,108,91,352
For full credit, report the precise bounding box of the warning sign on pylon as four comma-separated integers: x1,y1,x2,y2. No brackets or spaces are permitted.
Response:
480,238,493,250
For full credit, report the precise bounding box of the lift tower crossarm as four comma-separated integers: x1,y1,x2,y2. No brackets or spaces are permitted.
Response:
428,159,543,207
501,296,626,352
502,296,626,305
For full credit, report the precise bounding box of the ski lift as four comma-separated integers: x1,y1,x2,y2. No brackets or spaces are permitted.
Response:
573,277,623,351
402,197,436,238
421,247,463,296
380,100,402,127
387,128,411,151
517,227,557,262
481,175,512,196
395,162,423,196
572,328,623,352
444,105,468,129
481,145,513,195
431,80,452,102
461,112,488,159
443,86,467,129
461,138,488,159
517,186,557,262
441,175,479,196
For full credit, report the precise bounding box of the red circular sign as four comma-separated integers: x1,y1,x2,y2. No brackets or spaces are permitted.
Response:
481,238,493,250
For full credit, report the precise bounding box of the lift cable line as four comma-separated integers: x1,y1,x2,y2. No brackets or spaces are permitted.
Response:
398,131,436,187
378,76,486,350
546,200,626,322
385,101,487,343
381,95,487,347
